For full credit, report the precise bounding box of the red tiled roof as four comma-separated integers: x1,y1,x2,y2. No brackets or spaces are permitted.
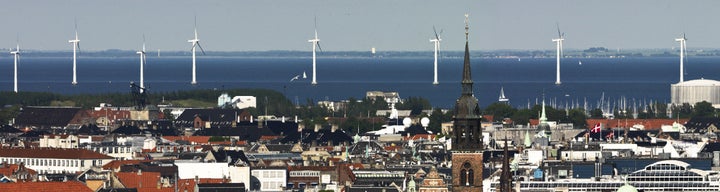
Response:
384,146,402,152
0,181,93,192
0,148,113,159
259,135,281,141
116,171,174,192
177,178,227,192
0,163,37,181
483,115,494,122
162,136,211,144
87,109,131,121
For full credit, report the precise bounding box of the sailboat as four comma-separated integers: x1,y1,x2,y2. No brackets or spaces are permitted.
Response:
302,71,307,79
579,61,582,65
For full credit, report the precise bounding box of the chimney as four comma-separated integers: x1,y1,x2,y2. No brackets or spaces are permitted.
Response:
314,124,321,132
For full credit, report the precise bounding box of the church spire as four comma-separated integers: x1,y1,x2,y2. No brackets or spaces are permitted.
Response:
461,13,473,96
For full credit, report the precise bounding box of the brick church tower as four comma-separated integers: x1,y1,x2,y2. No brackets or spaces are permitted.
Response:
451,14,484,192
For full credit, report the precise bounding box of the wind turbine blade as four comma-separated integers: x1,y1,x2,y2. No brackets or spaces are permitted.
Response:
316,42,323,52
197,43,206,55
433,26,439,40
556,22,562,38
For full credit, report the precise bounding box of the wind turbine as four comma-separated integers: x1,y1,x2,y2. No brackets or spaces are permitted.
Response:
10,43,20,93
188,17,206,85
430,26,442,85
308,17,322,85
675,33,687,83
69,21,80,85
552,23,564,85
137,35,147,92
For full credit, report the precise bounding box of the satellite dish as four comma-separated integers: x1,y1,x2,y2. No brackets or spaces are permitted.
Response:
403,117,412,128
421,117,430,128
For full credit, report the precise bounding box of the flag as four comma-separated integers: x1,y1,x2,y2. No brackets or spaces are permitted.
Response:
606,131,614,139
591,123,601,133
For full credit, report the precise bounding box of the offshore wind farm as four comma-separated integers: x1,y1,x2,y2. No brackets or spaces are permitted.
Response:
0,1,719,110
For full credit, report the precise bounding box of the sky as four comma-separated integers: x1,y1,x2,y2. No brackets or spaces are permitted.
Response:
1,0,719,52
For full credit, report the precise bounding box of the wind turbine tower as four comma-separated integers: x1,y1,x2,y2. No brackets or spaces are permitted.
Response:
137,37,147,92
430,26,442,85
69,23,80,85
675,33,687,83
308,18,321,85
11,44,20,93
188,17,206,85
552,24,564,85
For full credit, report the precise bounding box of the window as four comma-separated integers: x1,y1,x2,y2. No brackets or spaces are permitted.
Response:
460,169,467,185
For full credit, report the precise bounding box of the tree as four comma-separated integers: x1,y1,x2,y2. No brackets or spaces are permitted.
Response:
483,102,516,121
511,109,533,126
693,101,715,117
428,108,451,134
590,108,603,119
567,108,588,128
397,97,431,116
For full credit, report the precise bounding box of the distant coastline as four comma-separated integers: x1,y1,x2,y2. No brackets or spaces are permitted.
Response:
3,48,720,58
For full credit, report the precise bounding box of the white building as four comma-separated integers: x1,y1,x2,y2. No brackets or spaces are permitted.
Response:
86,145,136,160
175,160,231,179
0,148,113,174
671,78,720,107
39,135,79,148
218,94,257,109
252,160,288,192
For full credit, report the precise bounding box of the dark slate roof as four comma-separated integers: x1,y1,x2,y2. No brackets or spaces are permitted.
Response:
701,142,720,153
18,130,49,138
175,109,246,128
77,124,104,135
193,126,277,142
111,125,142,135
15,107,82,127
397,125,431,135
211,149,250,165
280,125,353,145
684,117,720,133
197,183,245,192
264,144,293,153
0,125,21,133
635,141,667,147
177,152,207,160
